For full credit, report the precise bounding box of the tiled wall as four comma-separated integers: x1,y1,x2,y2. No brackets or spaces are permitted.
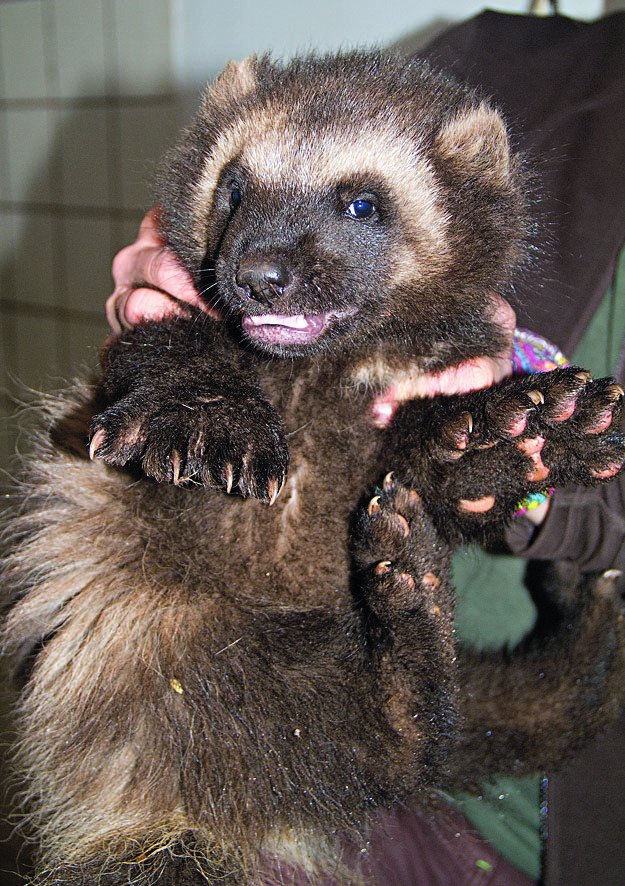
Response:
0,0,183,467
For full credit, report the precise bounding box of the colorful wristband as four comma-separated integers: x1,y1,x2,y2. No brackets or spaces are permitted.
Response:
510,329,568,519
514,487,556,517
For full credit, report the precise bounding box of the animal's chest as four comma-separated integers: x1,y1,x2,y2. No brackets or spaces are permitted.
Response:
166,374,383,608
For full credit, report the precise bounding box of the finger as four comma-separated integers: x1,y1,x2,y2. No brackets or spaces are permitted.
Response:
111,209,166,288
106,288,184,333
371,389,399,428
112,241,200,305
404,357,506,398
106,288,129,334
136,206,164,246
106,287,223,333
429,358,503,396
108,206,222,333
141,247,201,305
371,354,514,416
118,288,192,329
136,209,200,303
111,208,199,306
488,292,517,336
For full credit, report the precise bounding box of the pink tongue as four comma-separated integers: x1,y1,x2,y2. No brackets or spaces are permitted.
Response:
242,313,326,344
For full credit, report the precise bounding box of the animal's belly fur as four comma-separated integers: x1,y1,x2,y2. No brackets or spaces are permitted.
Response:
134,415,380,608
5,385,392,868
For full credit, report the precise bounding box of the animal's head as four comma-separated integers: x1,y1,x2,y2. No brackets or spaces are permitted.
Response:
159,52,528,363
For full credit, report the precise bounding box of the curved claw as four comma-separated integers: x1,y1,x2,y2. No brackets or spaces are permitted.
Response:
171,450,182,485
223,464,234,494
368,495,381,516
526,390,545,406
382,471,396,492
267,477,280,506
89,428,107,460
375,560,393,576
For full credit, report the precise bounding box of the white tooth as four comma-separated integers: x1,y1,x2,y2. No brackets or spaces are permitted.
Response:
288,315,308,329
249,313,309,329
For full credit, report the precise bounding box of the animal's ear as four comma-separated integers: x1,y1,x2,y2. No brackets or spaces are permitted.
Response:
204,56,259,109
435,103,511,183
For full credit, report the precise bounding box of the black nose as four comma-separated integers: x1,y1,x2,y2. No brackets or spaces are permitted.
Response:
235,256,291,306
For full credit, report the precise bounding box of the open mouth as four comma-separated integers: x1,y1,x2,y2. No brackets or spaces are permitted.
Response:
241,310,355,346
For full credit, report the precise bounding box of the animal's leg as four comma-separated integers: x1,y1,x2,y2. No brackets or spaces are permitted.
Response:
387,367,625,543
447,566,625,789
90,316,288,501
351,474,458,787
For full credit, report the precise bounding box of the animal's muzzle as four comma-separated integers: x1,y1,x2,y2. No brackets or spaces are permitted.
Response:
235,254,292,307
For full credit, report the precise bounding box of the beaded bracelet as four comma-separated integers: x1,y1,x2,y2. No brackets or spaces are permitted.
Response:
514,487,555,517
510,329,568,519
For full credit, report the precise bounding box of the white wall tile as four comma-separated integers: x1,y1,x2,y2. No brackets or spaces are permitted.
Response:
0,209,18,272
57,107,110,207
113,0,173,95
61,215,113,312
5,210,57,308
13,313,60,392
117,102,180,210
4,109,52,202
53,0,108,97
0,116,10,202
64,316,108,373
0,1,48,100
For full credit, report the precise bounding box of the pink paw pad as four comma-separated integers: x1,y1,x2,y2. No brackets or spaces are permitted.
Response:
517,435,545,456
548,398,578,422
526,452,550,482
590,462,623,480
458,495,496,513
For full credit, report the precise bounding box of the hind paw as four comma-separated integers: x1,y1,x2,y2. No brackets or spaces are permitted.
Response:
353,474,451,616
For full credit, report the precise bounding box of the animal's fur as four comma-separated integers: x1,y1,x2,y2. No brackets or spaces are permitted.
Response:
2,51,625,884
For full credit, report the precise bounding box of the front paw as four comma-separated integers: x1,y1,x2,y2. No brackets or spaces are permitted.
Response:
392,367,625,539
89,389,288,503
438,368,625,486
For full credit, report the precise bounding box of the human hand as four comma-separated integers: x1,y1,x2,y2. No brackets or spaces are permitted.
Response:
371,295,517,427
106,207,220,334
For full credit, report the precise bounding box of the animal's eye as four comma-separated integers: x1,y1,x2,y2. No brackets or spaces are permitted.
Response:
230,186,242,210
346,198,376,220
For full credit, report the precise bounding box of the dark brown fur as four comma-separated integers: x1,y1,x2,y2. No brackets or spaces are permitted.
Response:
2,52,624,884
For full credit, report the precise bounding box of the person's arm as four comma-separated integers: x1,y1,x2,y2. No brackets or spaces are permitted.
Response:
506,478,625,573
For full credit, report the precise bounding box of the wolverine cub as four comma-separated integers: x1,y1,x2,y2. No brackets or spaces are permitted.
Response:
3,51,625,885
